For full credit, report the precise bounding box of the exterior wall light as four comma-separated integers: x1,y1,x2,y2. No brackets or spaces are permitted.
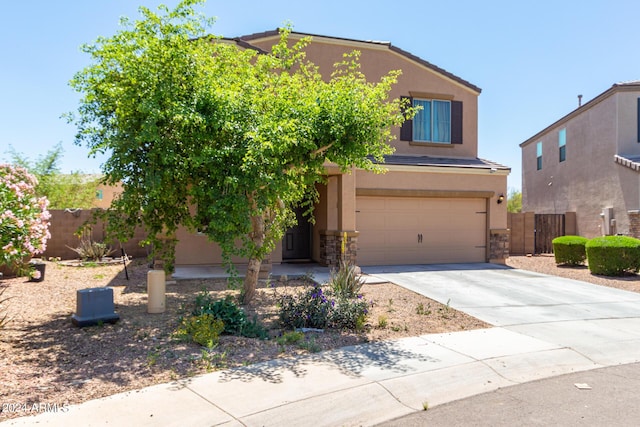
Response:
497,194,505,204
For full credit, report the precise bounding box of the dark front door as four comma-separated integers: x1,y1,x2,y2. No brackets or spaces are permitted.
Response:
282,207,311,260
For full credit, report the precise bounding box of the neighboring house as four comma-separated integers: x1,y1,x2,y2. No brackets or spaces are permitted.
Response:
175,30,510,269
94,181,122,209
520,81,640,239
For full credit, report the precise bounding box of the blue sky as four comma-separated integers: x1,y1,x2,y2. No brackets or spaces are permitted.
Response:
1,0,638,191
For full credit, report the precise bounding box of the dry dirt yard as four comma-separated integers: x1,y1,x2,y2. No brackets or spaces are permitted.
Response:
0,259,487,420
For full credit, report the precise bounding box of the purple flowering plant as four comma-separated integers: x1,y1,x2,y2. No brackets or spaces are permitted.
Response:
0,164,51,275
276,280,369,331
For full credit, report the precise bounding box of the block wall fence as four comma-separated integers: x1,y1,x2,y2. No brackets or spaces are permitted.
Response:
42,209,148,260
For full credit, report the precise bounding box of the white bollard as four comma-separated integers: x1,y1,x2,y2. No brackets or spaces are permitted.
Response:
147,270,166,313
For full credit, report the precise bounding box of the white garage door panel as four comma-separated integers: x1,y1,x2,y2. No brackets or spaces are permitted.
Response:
356,196,486,265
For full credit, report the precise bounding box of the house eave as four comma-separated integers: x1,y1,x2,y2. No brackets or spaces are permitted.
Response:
380,164,510,175
615,154,640,173
237,29,481,95
520,82,640,148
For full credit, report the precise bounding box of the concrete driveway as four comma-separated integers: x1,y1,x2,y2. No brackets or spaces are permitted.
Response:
363,263,640,367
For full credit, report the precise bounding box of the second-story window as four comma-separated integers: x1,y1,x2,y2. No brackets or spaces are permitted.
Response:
559,128,566,162
400,96,463,144
413,99,451,143
536,141,543,170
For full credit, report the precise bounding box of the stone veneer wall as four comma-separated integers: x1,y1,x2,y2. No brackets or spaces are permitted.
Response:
319,231,358,267
489,229,510,263
628,210,640,238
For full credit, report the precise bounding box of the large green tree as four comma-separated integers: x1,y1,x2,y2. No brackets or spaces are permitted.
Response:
507,188,522,213
69,0,409,303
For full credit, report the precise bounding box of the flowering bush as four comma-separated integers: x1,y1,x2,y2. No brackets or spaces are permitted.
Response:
0,164,51,274
277,283,369,330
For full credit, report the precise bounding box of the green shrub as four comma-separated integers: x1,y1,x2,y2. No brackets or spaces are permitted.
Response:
175,313,225,348
276,331,305,346
552,235,588,265
586,235,640,276
278,284,331,329
330,261,364,299
193,291,268,339
329,297,368,330
277,284,369,331
194,293,245,334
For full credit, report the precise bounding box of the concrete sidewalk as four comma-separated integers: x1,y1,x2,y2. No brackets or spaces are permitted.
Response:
0,327,603,427
3,263,640,426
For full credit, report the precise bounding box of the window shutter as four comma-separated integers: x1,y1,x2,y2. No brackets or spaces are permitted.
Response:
400,96,413,141
451,100,463,144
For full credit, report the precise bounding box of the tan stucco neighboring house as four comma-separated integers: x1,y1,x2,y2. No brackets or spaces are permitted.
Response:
520,81,640,238
175,30,510,269
94,180,122,209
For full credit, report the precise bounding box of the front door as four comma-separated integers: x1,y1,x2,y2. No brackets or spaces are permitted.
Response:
282,206,311,260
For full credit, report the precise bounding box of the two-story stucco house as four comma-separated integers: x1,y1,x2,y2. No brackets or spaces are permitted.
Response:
175,30,510,269
520,81,640,238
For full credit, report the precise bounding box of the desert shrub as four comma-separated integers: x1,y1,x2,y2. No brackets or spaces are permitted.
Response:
68,227,114,261
278,283,369,330
330,260,364,299
175,313,225,348
193,291,268,339
552,235,588,265
276,331,305,346
586,235,640,276
278,284,331,329
328,297,368,330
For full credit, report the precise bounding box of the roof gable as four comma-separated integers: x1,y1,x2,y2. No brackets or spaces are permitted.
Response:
520,81,640,148
236,29,481,95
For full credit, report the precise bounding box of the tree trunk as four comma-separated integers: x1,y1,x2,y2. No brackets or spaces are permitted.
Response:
243,203,266,305
243,256,261,305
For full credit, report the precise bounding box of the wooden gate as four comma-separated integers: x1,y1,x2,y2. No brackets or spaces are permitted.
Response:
534,214,565,254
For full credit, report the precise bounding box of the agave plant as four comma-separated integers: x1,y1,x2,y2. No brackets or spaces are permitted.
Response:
67,228,114,261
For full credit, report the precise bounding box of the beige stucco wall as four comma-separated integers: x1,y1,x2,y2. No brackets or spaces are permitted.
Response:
248,35,479,159
522,90,640,238
175,227,284,266
617,91,640,156
94,182,122,209
356,167,508,230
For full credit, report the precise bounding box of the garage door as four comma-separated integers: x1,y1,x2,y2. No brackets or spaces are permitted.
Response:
356,197,487,265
